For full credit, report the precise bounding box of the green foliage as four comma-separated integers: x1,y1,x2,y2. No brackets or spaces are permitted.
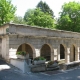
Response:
16,51,26,56
23,1,55,29
48,61,54,65
0,0,16,25
13,16,26,24
34,56,46,61
24,8,55,29
47,60,59,66
57,1,80,32
24,9,34,22
37,1,54,18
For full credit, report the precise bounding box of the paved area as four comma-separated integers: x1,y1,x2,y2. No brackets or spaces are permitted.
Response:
0,59,80,80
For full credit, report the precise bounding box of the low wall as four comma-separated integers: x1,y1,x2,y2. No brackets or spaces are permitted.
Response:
10,58,30,73
31,64,46,72
63,61,80,70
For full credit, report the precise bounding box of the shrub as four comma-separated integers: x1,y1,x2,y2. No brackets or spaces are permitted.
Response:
16,51,26,56
48,61,54,65
34,57,46,61
34,57,39,61
47,60,59,66
39,57,45,60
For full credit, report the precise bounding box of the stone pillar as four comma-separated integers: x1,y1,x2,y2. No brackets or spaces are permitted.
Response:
51,50,54,61
65,48,70,63
2,36,10,60
75,47,79,61
51,47,58,61
6,37,9,60
78,47,80,60
57,46,60,61
54,48,58,60
35,49,40,58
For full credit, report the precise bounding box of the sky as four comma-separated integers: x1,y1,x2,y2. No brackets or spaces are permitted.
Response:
11,0,80,18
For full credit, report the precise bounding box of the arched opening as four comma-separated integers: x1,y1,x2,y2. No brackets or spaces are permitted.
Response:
60,44,65,59
41,44,51,61
70,45,75,61
17,43,33,60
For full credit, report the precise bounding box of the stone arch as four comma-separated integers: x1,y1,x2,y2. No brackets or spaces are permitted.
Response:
40,43,53,61
70,44,76,62
60,44,65,59
17,43,35,59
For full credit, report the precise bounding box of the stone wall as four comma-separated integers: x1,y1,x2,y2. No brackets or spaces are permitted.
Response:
0,23,80,63
9,34,80,63
8,23,80,39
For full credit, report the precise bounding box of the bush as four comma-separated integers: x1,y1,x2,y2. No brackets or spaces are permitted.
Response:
34,57,46,61
47,60,59,66
48,61,54,65
16,51,26,56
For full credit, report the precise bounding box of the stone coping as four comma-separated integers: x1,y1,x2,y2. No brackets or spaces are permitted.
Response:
64,60,80,65
1,23,80,35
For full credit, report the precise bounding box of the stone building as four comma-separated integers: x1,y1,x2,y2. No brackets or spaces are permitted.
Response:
0,23,80,64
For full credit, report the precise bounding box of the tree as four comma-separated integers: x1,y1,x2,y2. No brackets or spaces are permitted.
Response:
24,8,55,29
37,1,54,18
13,16,26,24
24,9,34,22
0,0,16,25
57,1,80,32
